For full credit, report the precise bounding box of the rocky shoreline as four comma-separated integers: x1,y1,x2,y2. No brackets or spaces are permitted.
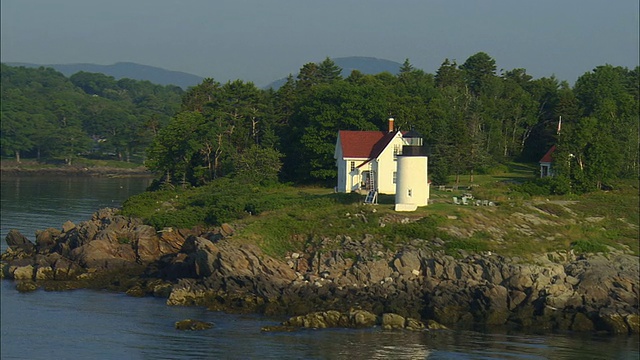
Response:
1,208,638,335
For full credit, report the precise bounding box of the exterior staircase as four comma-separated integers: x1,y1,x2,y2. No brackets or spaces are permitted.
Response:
363,163,377,204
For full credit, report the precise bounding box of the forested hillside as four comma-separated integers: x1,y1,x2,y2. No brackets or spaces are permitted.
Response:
6,61,204,89
1,64,183,164
1,53,638,194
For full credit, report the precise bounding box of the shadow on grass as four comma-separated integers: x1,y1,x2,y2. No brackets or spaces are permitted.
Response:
308,189,397,206
507,162,537,174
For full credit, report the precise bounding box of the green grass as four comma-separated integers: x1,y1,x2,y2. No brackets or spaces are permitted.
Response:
118,164,639,259
445,236,490,258
571,239,609,254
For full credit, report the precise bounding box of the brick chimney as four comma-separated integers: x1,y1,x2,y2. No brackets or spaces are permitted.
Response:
388,117,395,132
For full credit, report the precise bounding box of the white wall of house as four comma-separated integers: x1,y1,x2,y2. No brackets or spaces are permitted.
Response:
376,132,405,194
350,158,368,191
336,159,347,192
335,155,368,192
335,131,406,194
335,144,346,192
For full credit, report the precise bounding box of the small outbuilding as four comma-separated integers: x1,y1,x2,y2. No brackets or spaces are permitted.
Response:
539,145,556,177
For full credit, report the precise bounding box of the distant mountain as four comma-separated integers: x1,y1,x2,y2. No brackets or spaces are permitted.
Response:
264,56,403,89
5,57,404,90
334,56,404,76
5,62,204,89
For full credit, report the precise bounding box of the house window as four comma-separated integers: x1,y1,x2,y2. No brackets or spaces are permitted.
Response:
393,171,397,184
394,144,402,156
541,165,548,177
350,161,355,172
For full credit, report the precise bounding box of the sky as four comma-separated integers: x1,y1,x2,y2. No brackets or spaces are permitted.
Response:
1,0,638,87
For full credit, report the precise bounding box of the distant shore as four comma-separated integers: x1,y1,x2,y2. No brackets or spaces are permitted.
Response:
0,160,153,178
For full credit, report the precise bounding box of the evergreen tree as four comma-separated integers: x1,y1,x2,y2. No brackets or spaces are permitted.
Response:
317,57,343,83
435,58,463,89
296,62,320,91
460,52,497,95
399,58,414,74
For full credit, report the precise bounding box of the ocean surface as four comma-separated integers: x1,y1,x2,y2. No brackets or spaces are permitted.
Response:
1,175,638,360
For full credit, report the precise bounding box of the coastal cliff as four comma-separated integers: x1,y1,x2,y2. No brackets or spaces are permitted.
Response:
2,208,638,334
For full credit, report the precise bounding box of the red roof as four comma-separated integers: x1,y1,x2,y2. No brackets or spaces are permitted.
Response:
539,145,556,163
338,130,397,159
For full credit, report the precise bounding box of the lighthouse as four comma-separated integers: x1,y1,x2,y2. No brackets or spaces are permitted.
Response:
394,129,429,212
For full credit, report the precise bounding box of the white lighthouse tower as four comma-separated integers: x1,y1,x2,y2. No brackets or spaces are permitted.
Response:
394,129,429,212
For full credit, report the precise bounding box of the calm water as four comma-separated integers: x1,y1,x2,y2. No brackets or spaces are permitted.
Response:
1,175,638,359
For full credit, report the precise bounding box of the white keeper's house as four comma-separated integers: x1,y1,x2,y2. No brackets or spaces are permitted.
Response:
334,118,404,194
334,118,430,211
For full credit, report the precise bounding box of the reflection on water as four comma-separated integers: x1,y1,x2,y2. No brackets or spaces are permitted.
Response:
3,277,637,360
0,175,153,251
1,176,639,359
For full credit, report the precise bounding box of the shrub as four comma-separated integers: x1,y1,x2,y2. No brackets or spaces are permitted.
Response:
147,206,209,229
430,167,449,186
548,176,571,195
482,164,510,175
121,188,181,219
516,176,577,197
571,239,609,254
232,145,283,186
445,238,489,257
380,215,445,242
517,178,552,196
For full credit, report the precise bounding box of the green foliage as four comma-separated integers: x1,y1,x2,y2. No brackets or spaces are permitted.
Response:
552,65,639,192
121,178,300,229
1,64,182,163
547,176,572,195
117,236,131,245
282,79,389,182
517,179,552,196
571,180,639,226
148,207,209,230
145,111,206,184
435,58,464,88
146,78,278,186
516,175,576,196
380,216,446,242
482,164,510,175
117,164,638,260
460,52,497,95
233,145,283,185
571,239,609,254
445,237,490,257
317,57,343,83
70,71,118,96
2,58,637,194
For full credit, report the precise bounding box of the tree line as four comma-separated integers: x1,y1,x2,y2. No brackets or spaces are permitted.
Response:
0,63,183,164
1,54,637,193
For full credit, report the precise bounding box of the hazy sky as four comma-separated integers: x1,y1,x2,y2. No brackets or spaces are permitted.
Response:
2,0,638,87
